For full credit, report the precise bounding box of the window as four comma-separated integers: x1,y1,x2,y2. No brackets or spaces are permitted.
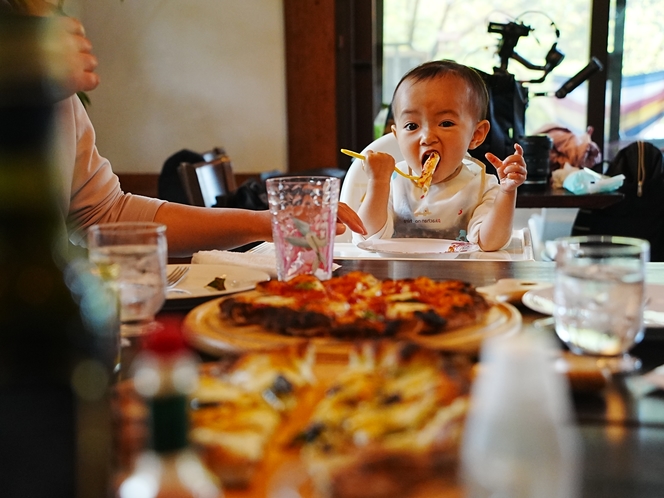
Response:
382,0,664,157
384,2,591,134
607,0,664,155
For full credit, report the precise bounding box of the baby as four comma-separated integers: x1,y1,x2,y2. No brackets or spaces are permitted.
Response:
357,60,527,251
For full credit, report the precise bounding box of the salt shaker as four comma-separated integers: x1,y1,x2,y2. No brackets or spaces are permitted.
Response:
461,332,581,498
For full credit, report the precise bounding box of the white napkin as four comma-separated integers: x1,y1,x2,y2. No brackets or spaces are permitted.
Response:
192,250,278,278
192,246,341,278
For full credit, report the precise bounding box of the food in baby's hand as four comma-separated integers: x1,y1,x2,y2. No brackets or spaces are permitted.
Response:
340,148,440,197
207,275,227,291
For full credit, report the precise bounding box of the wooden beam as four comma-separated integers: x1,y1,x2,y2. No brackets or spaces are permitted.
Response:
587,0,610,160
283,0,338,173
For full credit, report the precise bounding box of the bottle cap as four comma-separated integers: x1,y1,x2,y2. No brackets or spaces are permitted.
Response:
143,326,187,356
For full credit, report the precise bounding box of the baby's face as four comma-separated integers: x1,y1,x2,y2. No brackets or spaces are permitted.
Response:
391,74,488,184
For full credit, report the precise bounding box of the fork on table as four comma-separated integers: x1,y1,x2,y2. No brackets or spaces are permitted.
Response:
166,266,189,288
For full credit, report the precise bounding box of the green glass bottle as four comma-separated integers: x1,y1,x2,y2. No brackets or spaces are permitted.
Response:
116,328,222,498
0,13,118,498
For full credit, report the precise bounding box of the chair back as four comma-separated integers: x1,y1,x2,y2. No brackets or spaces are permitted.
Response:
178,148,237,207
158,149,205,204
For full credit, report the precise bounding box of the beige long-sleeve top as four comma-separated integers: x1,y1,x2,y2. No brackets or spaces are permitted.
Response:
54,95,165,246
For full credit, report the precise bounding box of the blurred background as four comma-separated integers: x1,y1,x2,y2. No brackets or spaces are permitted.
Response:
66,0,662,180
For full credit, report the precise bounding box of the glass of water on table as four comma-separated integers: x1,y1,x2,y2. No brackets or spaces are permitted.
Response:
553,235,650,373
88,222,168,337
266,176,340,281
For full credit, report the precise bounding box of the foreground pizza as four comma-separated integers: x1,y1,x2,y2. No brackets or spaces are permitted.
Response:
191,342,471,495
220,271,490,339
114,342,472,496
295,342,472,498
189,343,316,486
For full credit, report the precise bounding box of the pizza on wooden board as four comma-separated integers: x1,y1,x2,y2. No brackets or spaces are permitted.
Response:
219,271,491,339
114,342,472,496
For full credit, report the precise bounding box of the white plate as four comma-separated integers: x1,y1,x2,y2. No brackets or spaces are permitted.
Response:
476,279,552,304
166,264,270,303
357,238,480,258
522,283,664,328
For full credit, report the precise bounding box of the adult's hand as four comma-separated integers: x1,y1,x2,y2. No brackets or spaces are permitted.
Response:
336,202,367,236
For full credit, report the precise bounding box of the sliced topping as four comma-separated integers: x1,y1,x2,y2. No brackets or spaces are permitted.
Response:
297,343,471,456
206,275,227,291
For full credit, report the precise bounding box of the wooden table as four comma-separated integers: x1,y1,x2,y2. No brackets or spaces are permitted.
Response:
140,260,664,498
516,186,624,209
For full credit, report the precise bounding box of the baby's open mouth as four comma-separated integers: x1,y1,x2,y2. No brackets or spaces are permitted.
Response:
416,151,440,198
421,152,435,166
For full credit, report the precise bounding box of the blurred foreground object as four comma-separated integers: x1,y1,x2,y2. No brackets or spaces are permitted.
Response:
116,328,222,498
461,333,581,498
0,12,117,498
0,12,98,105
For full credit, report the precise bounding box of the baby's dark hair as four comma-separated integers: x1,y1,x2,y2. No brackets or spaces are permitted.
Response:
392,60,489,122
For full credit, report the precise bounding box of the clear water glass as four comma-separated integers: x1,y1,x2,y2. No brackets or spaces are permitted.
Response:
553,235,649,372
266,176,340,281
88,222,167,337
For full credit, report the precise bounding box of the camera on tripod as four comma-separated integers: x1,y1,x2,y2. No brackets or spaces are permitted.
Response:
469,14,602,175
488,21,531,38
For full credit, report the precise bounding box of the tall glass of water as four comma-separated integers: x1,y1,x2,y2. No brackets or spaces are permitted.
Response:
88,222,168,337
266,176,340,281
553,235,649,372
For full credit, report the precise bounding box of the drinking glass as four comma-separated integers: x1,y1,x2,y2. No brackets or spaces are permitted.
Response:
553,235,649,372
266,176,340,281
88,222,168,337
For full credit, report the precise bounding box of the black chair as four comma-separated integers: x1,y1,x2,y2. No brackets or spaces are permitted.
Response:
158,149,205,204
177,147,237,208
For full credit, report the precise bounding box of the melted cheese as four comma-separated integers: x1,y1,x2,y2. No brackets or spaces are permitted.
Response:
190,428,268,462
303,345,469,457
254,295,297,307
190,347,316,482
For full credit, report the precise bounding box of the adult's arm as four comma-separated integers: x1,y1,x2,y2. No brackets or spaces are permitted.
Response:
153,204,272,257
62,96,165,246
62,97,365,255
62,97,272,255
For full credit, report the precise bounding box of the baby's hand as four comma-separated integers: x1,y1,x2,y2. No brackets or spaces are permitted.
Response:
364,150,396,184
485,144,528,193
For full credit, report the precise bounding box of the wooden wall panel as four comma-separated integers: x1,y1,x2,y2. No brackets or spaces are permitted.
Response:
117,173,259,200
117,174,159,198
283,0,338,173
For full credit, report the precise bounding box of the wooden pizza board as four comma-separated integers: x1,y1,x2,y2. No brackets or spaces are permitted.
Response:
182,293,521,360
